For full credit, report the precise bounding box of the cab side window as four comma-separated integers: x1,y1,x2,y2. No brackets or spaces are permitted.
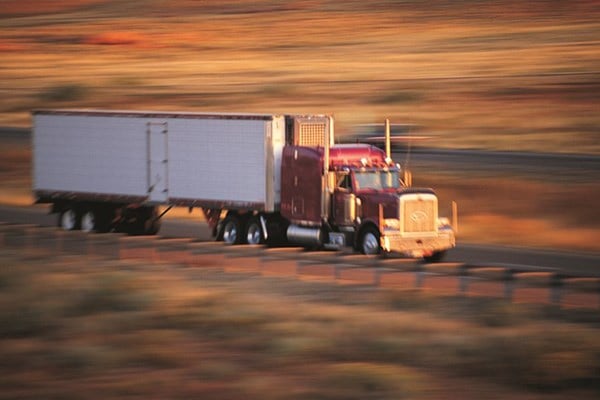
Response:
337,173,352,191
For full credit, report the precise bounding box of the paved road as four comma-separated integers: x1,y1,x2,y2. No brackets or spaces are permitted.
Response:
2,204,598,277
401,147,600,183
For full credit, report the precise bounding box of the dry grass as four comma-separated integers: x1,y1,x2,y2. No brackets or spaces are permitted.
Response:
0,0,598,153
0,249,599,399
422,175,600,251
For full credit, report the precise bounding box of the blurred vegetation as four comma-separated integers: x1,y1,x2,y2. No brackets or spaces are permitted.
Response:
1,249,599,399
0,0,598,153
38,84,89,102
369,90,423,105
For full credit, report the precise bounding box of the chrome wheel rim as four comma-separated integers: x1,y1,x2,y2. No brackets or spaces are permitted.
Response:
61,209,77,231
362,232,380,255
223,221,238,244
81,211,95,232
246,223,262,245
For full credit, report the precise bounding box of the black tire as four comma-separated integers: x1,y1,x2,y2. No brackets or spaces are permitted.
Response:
58,207,79,231
80,209,98,233
222,215,243,245
80,206,115,234
423,251,446,263
245,217,264,245
359,226,381,255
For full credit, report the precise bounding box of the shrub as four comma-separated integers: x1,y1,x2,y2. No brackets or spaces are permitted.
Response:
39,84,88,102
67,273,150,316
370,90,422,105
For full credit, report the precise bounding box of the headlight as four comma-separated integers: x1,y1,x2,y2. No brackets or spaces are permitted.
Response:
383,218,400,230
437,217,451,229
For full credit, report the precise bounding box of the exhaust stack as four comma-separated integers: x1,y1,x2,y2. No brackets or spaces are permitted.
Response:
384,118,391,160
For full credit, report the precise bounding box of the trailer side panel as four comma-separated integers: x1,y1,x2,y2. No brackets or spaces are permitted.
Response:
33,110,284,211
33,114,148,198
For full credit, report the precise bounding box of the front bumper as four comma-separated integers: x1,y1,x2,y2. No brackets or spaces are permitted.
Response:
381,229,455,257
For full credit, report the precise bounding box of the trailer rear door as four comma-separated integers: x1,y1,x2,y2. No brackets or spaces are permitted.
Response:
147,122,168,203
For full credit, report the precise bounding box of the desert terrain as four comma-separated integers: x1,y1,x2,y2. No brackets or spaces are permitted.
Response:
1,0,598,153
0,2,599,398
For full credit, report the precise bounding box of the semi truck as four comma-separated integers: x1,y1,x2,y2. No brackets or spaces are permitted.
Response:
32,109,455,260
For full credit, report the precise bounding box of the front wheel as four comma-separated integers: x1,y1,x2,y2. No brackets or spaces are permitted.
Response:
359,226,381,255
423,251,447,263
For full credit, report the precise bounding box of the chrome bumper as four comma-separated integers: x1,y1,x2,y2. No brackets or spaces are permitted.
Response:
381,229,455,257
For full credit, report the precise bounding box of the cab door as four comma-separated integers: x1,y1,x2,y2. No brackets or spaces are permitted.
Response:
333,172,356,226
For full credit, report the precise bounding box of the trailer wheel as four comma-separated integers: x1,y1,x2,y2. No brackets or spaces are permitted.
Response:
245,217,264,245
81,207,112,233
222,215,242,245
359,226,381,255
59,208,79,231
80,210,97,233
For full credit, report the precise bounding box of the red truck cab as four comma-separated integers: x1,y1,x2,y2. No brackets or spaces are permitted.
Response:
281,136,455,260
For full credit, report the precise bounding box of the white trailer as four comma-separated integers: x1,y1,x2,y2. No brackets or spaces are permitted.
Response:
33,110,287,234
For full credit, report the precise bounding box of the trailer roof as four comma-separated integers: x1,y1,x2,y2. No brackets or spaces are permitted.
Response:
33,109,281,121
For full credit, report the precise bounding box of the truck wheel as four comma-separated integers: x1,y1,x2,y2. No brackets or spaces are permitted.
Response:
81,208,112,233
423,251,446,263
59,208,79,231
222,215,242,245
80,210,97,233
360,226,381,255
245,217,264,245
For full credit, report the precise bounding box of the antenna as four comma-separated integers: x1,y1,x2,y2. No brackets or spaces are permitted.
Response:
402,119,413,187
384,118,391,159
404,123,412,171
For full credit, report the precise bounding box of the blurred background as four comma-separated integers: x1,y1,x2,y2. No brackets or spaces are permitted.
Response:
1,1,599,250
1,0,598,152
1,3,600,399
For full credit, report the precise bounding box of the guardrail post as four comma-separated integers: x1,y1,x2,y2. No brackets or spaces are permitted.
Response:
415,265,424,288
373,269,382,287
503,270,514,301
334,264,342,280
550,275,563,306
458,266,469,294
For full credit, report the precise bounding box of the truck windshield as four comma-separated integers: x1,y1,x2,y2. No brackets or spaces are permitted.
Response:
354,170,400,190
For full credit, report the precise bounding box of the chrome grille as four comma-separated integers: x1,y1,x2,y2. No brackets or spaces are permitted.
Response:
401,194,437,233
